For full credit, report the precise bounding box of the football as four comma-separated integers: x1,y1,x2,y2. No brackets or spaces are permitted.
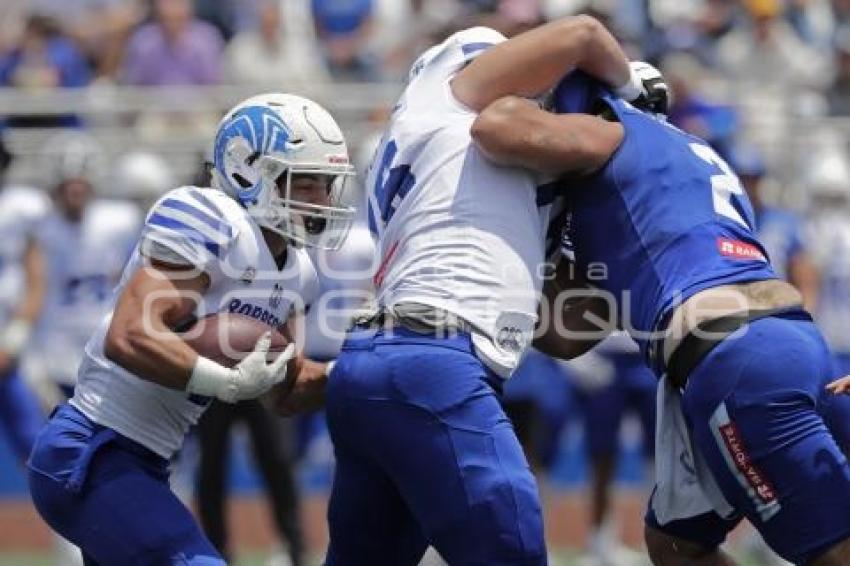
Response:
181,312,295,369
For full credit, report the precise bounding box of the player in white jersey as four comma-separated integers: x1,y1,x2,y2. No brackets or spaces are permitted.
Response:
26,136,143,407
26,93,356,565
322,17,655,565
0,135,49,463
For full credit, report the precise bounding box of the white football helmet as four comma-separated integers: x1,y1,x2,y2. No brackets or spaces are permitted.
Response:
211,93,356,250
42,130,106,185
112,151,175,203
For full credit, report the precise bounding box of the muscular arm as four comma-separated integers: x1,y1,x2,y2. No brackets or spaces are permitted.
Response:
534,259,613,360
452,15,632,113
104,259,210,390
471,95,624,176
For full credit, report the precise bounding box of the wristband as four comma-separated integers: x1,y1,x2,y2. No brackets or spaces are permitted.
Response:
325,359,336,378
187,356,236,401
614,66,643,101
0,319,32,357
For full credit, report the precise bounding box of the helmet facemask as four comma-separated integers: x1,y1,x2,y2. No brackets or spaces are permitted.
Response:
249,155,356,250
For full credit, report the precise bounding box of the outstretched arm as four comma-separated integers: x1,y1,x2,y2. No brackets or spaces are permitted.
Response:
471,95,624,176
452,15,636,113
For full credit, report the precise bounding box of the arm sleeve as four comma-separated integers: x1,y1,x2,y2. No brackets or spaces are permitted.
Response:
139,188,237,273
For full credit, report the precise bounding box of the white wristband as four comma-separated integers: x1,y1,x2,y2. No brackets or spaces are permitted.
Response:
0,319,32,357
325,359,336,377
187,356,236,401
614,66,642,102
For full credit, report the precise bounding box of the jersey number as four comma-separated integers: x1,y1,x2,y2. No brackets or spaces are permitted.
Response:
689,143,751,229
367,139,416,236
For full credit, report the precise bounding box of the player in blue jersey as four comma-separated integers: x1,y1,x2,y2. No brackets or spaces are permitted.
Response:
471,73,850,564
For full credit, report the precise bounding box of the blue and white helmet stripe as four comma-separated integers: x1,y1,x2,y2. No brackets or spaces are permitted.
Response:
212,105,293,206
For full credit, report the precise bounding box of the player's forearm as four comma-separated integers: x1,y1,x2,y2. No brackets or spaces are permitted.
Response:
104,316,197,390
472,96,623,176
453,15,631,113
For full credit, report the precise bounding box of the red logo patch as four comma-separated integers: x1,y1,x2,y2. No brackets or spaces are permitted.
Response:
328,155,349,164
717,238,766,261
719,422,776,503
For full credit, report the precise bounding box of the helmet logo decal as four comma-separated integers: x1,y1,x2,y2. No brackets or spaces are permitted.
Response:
213,106,293,204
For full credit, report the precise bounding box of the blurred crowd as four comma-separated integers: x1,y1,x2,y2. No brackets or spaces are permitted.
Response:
0,0,848,187
1,0,850,564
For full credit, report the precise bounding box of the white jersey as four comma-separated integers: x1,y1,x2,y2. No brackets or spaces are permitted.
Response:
305,222,376,360
365,27,548,377
31,200,142,385
0,186,49,327
71,186,319,459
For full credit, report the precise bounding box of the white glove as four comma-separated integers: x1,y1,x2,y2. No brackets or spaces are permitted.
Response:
616,61,670,115
187,332,296,403
613,63,645,102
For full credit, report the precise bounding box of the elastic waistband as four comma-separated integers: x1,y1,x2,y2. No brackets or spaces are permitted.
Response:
665,306,812,389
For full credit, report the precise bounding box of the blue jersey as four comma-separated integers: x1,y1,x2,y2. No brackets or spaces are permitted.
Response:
756,206,804,281
554,76,777,372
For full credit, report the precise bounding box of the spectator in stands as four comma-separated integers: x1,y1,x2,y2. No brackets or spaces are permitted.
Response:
0,14,91,90
225,0,329,87
311,0,381,81
0,14,91,127
122,0,223,86
664,52,738,159
23,0,143,81
715,0,833,91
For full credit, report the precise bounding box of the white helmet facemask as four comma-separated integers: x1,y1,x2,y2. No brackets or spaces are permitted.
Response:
251,156,355,250
212,93,357,250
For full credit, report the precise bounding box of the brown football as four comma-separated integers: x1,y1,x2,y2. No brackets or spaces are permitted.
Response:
181,313,294,369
